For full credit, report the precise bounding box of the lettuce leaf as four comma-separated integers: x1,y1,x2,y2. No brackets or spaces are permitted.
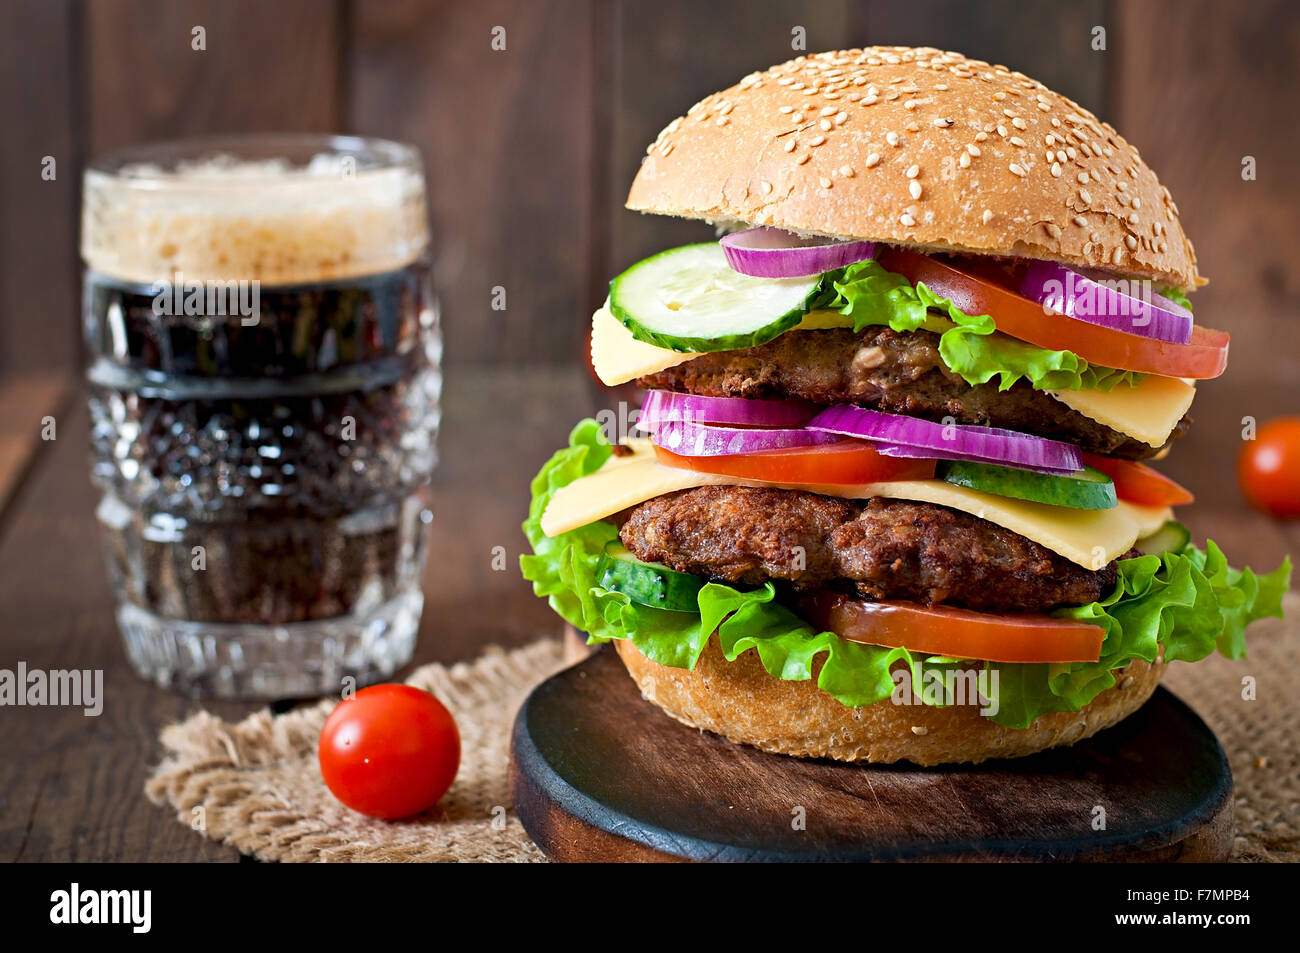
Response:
522,421,1291,729
814,259,1144,392
1159,285,1194,312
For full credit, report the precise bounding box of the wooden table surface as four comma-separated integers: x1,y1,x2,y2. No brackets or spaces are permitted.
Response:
0,366,1294,862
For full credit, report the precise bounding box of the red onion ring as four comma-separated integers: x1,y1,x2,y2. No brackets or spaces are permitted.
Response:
720,227,877,278
1020,260,1192,345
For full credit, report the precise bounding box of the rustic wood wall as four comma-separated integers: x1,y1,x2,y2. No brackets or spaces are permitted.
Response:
1,0,1295,459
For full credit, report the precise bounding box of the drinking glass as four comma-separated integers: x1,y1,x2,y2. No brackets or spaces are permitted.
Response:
81,134,440,698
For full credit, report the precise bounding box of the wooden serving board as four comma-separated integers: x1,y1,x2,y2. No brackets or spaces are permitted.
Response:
509,645,1234,862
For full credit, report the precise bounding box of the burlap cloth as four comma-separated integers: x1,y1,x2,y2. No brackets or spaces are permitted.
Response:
147,594,1299,862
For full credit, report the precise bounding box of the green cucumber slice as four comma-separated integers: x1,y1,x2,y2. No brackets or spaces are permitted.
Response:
597,542,705,612
1137,520,1191,555
608,243,822,352
937,460,1118,509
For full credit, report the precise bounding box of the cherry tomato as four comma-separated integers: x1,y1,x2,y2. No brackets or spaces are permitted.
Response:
799,591,1105,664
1081,452,1194,506
876,248,1230,379
318,684,460,820
1238,416,1300,518
652,439,934,485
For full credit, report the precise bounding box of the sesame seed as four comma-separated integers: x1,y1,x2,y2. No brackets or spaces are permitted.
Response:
1056,150,1067,163
1083,241,1094,255
783,139,797,153
967,144,980,157
1125,234,1137,250
1009,136,1026,147
865,152,881,168
910,726,929,736
974,131,989,142
1078,172,1089,184
1079,188,1092,204
835,111,848,124
982,209,994,224
819,118,832,131
1045,222,1062,239
909,180,923,199
1009,163,1027,176
958,152,971,169
795,153,810,165
1153,221,1163,236
820,106,837,116
1002,108,1016,118
1111,247,1124,265
899,213,916,226
819,176,833,189
809,134,827,147
886,131,900,146
905,164,919,178
778,105,794,114
1065,147,1076,160
840,165,855,177
1051,162,1062,177
993,91,1007,101
1131,196,1141,209
662,144,673,157
716,116,729,126
760,181,773,194
1012,117,1027,130
1073,215,1088,227
1037,101,1050,111
905,121,921,132
997,124,1008,137
1128,212,1139,225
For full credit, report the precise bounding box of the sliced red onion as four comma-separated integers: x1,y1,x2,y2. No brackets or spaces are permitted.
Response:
872,443,1082,477
639,389,818,432
1020,260,1192,344
720,227,877,278
653,418,842,457
806,405,1083,473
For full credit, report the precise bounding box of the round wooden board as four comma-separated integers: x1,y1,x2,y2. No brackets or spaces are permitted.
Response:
509,645,1234,862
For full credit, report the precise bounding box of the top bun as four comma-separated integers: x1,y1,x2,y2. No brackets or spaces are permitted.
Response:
627,47,1202,289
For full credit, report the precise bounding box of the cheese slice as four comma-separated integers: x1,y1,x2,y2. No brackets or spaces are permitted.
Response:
590,305,856,386
591,305,700,386
541,440,1149,569
1048,375,1195,448
1120,500,1176,538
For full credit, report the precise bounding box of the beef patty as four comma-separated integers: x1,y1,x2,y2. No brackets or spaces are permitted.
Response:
620,485,1118,614
638,327,1186,460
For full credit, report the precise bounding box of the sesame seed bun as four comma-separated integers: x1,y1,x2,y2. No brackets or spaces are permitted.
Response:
614,636,1166,766
627,47,1202,289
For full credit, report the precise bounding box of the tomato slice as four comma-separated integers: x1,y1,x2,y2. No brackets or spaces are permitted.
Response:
1081,452,1195,506
652,439,934,484
876,248,1229,379
800,591,1105,664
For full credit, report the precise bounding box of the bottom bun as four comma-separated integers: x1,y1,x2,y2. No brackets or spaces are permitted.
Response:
614,637,1164,765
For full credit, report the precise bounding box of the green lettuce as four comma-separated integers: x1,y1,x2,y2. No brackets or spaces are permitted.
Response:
814,259,1144,392
1159,285,1194,311
522,421,1291,729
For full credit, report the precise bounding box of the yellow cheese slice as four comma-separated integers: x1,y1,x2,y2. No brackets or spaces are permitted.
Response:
589,306,856,386
541,440,1148,569
591,305,700,386
1048,375,1195,448
1120,500,1176,538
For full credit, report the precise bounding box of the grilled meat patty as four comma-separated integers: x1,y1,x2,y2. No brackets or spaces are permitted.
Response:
620,485,1118,614
638,327,1186,459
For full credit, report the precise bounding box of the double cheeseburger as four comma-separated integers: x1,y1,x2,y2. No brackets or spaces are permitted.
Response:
523,47,1288,765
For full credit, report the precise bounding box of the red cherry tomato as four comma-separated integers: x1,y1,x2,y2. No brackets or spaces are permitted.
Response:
318,684,460,819
1238,416,1300,518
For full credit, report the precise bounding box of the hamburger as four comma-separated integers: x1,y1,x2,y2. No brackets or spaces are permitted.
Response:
522,47,1289,765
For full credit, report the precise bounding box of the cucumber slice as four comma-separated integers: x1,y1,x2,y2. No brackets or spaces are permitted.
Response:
597,542,705,612
938,460,1118,509
1137,520,1191,555
609,243,822,352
